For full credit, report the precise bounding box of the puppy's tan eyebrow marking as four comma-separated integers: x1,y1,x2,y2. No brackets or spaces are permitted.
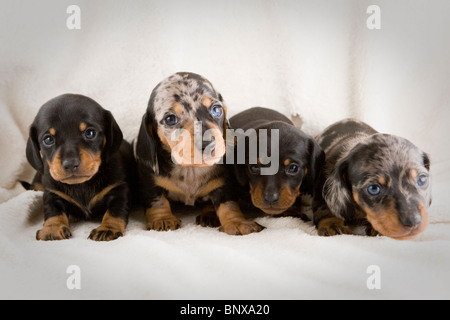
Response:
49,128,56,136
409,169,418,179
377,176,386,185
202,96,213,108
79,122,87,132
172,103,184,115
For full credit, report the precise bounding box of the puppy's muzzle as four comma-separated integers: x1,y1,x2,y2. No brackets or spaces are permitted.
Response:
49,145,101,184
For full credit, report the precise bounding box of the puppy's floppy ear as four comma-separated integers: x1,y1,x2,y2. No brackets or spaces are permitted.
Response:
230,122,249,186
322,156,355,220
216,93,230,133
103,110,123,157
221,101,231,136
422,152,432,206
26,125,44,172
422,152,431,171
233,164,248,186
301,138,325,195
135,113,159,175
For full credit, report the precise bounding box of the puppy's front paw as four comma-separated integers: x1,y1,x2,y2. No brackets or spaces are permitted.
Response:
147,215,181,231
219,220,265,236
36,215,71,241
196,208,221,228
317,217,351,236
36,225,72,241
145,195,180,231
89,211,126,241
89,226,123,241
217,201,265,235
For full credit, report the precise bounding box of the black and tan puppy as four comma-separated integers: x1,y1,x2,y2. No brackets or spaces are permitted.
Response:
24,94,134,241
230,107,324,217
313,119,431,240
135,72,264,235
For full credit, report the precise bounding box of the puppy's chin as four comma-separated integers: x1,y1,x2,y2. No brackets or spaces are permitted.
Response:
366,204,429,240
56,175,94,185
258,207,290,215
49,168,97,184
250,191,297,215
199,151,225,166
171,148,225,167
175,158,222,168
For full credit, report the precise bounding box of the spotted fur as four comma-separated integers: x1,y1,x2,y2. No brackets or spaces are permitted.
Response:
135,72,264,235
313,119,431,240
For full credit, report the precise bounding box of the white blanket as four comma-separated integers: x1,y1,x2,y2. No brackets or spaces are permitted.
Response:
1,0,449,299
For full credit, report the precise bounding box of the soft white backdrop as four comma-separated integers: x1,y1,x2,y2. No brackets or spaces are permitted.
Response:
0,0,449,299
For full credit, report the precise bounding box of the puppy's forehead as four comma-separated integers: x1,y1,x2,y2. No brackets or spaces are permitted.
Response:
353,134,426,173
254,123,310,163
36,94,105,132
151,73,218,116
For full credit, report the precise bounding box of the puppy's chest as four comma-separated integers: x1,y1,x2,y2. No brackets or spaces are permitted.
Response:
50,182,121,218
155,166,225,206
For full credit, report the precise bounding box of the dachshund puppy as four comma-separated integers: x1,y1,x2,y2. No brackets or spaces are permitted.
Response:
135,72,264,235
313,119,431,240
24,94,134,241
230,107,324,217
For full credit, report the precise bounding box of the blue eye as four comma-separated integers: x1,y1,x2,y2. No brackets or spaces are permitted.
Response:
367,184,381,196
286,164,300,175
164,114,179,126
84,128,97,140
249,164,260,175
43,134,55,146
417,174,428,188
211,105,223,118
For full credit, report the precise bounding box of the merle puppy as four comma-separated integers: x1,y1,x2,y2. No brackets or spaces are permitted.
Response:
135,72,264,235
313,119,431,240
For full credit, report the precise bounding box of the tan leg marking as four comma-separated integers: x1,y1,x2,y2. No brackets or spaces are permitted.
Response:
196,204,221,228
317,217,352,237
89,210,126,241
145,195,181,231
216,201,265,235
36,213,71,241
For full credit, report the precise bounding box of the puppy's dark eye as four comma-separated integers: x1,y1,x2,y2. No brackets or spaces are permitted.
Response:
164,114,179,126
417,173,429,188
84,128,97,140
249,164,261,175
43,134,55,146
211,105,223,118
367,184,382,196
286,164,300,176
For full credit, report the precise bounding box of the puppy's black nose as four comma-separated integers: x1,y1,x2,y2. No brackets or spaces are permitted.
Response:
197,138,216,152
264,191,280,204
203,139,216,151
400,213,422,229
62,158,80,172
